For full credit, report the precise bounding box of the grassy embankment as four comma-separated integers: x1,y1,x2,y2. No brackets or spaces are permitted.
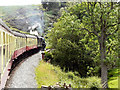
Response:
35,60,102,88
35,60,120,88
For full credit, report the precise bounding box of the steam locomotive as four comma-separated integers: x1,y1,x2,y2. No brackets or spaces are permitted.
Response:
0,19,46,89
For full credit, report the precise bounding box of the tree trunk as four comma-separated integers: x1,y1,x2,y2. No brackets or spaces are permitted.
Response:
101,60,108,88
99,35,108,88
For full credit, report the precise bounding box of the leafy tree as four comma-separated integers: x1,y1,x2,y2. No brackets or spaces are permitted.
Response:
47,12,95,77
68,2,119,88
47,2,119,88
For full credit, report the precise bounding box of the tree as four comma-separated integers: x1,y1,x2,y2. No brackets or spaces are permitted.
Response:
47,2,119,88
47,13,94,77
48,2,119,88
70,2,119,88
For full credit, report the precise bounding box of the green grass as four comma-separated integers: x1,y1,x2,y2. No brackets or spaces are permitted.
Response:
108,68,120,88
35,60,102,88
35,61,59,88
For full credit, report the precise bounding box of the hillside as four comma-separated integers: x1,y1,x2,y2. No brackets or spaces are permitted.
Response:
0,5,44,35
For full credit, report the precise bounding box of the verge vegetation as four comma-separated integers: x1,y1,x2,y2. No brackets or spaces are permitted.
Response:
35,60,102,88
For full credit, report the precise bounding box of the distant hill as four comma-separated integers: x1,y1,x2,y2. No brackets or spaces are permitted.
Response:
0,5,44,35
0,2,67,35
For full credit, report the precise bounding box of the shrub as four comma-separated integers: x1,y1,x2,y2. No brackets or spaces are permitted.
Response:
66,72,75,80
108,68,120,88
44,51,53,62
85,77,102,88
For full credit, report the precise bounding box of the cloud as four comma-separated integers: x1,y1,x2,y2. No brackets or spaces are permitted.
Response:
0,0,41,6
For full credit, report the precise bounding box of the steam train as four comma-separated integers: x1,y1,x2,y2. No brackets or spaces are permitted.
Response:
0,19,46,89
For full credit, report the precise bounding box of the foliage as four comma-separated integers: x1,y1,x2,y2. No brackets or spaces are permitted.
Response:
108,68,120,88
84,77,102,88
47,2,119,87
35,60,102,88
72,3,119,87
108,79,119,88
44,51,53,62
42,2,67,35
68,2,119,66
47,12,95,77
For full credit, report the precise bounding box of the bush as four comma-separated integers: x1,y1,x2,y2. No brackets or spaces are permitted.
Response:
72,76,102,88
44,51,53,62
108,68,120,88
47,12,95,77
66,72,75,80
85,77,102,88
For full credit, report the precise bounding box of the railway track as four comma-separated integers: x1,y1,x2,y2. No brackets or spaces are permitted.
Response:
5,50,42,88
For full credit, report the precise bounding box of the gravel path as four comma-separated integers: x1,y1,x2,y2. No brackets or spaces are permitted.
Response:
6,51,42,88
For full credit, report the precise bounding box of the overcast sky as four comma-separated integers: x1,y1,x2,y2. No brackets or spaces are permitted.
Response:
0,0,42,6
0,0,119,6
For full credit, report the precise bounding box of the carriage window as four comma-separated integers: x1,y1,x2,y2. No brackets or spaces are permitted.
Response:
9,36,12,58
6,45,8,63
0,46,2,75
3,32,5,44
0,31,1,45
6,34,8,44
20,37,23,48
3,45,5,69
0,31,2,75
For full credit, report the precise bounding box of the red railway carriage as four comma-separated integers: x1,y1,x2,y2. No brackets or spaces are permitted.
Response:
25,34,37,51
11,31,27,59
0,19,45,89
0,19,16,89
